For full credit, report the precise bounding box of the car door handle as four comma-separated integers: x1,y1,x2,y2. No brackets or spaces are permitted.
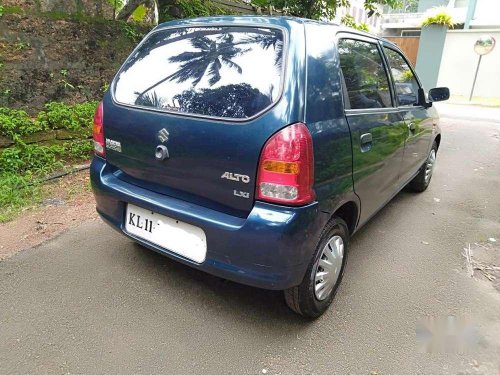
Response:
360,133,372,144
360,133,372,152
408,122,416,131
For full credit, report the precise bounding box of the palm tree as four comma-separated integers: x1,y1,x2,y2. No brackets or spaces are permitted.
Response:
136,33,248,101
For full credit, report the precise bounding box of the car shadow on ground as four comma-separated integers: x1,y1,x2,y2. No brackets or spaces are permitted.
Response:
130,241,303,322
125,189,414,326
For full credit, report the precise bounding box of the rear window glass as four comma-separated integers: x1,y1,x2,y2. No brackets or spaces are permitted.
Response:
113,26,285,119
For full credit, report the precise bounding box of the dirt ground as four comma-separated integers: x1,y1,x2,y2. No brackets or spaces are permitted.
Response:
0,169,98,260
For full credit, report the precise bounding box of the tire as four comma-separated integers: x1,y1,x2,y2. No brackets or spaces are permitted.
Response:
284,217,349,319
408,141,438,193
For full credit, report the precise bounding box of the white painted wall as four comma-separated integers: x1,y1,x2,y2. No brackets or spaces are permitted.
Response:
473,0,500,28
437,29,500,99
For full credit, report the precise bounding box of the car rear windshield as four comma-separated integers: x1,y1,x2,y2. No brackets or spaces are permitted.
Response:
113,26,285,120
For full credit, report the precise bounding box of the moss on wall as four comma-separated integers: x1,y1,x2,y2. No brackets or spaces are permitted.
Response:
0,13,150,113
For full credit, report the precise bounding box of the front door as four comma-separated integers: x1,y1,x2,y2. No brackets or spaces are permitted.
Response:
337,36,406,225
382,45,434,184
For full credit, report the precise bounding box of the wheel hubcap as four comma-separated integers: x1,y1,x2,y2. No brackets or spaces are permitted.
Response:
314,235,344,301
424,149,436,184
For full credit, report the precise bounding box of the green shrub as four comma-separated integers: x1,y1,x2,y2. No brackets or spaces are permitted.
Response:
62,140,93,160
119,22,145,43
0,101,97,142
421,7,454,28
0,147,24,172
0,101,96,222
0,144,61,174
0,107,43,140
0,102,95,173
36,101,97,130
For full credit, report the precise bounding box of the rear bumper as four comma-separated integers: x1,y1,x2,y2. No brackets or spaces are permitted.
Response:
90,156,327,290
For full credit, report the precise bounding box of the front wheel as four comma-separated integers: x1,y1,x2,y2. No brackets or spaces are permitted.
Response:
408,141,438,192
284,218,349,319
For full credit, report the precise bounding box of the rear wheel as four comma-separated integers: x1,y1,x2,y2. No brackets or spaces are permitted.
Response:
284,218,349,319
409,141,438,192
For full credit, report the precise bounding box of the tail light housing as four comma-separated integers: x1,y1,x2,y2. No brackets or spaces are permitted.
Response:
93,101,105,157
256,123,315,205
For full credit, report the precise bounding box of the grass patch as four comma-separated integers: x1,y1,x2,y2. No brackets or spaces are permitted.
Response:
0,102,96,222
0,173,42,222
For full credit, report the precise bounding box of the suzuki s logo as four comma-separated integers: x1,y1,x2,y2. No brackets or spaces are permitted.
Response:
158,128,169,143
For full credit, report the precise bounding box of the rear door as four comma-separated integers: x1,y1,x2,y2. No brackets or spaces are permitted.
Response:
381,45,434,184
337,35,406,225
103,25,291,217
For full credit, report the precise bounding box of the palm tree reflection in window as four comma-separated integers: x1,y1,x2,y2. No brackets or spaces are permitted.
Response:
135,91,165,108
136,33,248,99
240,32,283,70
131,28,283,118
174,84,272,118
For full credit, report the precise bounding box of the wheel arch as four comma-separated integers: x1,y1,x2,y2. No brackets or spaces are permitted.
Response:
434,134,441,150
331,200,359,235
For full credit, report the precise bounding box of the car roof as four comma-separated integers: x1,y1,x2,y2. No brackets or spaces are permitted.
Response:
153,15,383,41
154,15,322,29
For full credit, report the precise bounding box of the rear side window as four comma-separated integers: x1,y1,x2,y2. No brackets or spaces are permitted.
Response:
338,39,392,109
383,48,419,106
113,26,284,119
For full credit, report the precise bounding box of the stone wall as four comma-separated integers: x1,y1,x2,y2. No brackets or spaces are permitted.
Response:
0,12,149,113
0,128,91,152
1,0,114,18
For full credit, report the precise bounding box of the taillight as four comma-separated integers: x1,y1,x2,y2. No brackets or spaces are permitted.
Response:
93,101,105,157
256,123,315,205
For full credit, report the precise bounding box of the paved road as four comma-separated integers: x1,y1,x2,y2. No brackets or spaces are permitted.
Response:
435,102,500,123
1,107,500,374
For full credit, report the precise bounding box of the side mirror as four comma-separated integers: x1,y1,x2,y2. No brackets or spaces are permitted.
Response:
417,87,450,108
428,87,450,102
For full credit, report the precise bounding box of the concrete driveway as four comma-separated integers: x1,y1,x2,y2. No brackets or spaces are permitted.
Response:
1,104,499,374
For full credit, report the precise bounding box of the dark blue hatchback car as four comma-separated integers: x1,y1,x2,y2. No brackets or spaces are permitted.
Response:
91,16,449,318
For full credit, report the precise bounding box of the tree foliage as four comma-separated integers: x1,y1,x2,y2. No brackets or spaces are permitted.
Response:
251,0,401,20
340,14,369,31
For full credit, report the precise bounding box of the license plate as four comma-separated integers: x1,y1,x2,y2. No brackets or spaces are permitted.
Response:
125,204,207,263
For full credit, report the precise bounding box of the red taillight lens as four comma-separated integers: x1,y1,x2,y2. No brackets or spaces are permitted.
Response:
92,101,105,157
256,123,315,205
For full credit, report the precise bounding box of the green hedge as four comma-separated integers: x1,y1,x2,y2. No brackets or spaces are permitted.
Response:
0,101,97,174
0,101,97,221
0,101,98,140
